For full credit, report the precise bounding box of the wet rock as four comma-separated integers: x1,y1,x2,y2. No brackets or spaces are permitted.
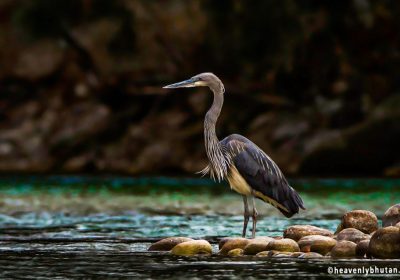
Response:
218,237,234,250
330,241,357,258
243,237,274,255
171,240,212,256
336,210,378,234
298,235,336,254
219,238,249,255
382,204,400,227
148,237,194,251
336,228,370,244
298,252,324,259
227,248,244,257
369,226,400,259
290,252,304,258
272,252,294,258
355,239,370,258
283,225,333,241
309,237,337,255
266,238,300,252
255,250,277,257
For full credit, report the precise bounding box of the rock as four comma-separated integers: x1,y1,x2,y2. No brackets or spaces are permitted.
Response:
219,238,249,255
298,252,324,259
14,40,64,81
266,238,300,252
148,237,194,251
300,94,400,175
369,226,400,259
355,239,370,258
227,248,244,257
330,241,357,258
336,228,370,244
272,252,294,258
218,236,251,249
382,204,400,227
298,235,336,255
396,222,400,228
385,165,400,177
218,237,234,250
309,237,337,255
284,225,334,241
171,240,212,256
291,252,304,258
336,210,378,234
256,250,277,257
243,237,274,255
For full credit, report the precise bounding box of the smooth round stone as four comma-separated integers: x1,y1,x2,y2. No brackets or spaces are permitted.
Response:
171,240,212,256
369,226,400,259
291,252,304,258
283,225,333,241
266,238,300,252
218,237,234,250
309,237,337,255
243,237,274,255
330,241,357,258
272,252,294,258
148,237,194,251
356,239,370,258
298,252,324,259
255,250,278,257
335,210,378,234
298,235,336,254
382,204,400,227
219,238,249,255
336,228,370,244
227,248,244,257
396,222,400,228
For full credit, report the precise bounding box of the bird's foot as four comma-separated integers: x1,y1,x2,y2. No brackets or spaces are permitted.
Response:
251,209,258,238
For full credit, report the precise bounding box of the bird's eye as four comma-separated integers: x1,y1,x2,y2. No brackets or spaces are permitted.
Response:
197,77,203,81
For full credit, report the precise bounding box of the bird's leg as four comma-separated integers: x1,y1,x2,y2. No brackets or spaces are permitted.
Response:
242,196,250,238
251,195,258,238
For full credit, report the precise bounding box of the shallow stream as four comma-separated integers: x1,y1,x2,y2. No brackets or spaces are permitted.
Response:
0,176,399,279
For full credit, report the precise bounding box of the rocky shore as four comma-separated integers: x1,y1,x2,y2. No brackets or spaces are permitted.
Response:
1,2,400,177
148,204,400,259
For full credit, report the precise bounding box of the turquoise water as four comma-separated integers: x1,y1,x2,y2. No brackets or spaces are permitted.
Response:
0,176,398,236
0,176,399,279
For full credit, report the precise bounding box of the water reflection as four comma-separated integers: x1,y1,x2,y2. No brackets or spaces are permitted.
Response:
0,213,338,238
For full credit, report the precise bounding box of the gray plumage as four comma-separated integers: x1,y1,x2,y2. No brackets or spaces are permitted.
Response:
164,72,305,237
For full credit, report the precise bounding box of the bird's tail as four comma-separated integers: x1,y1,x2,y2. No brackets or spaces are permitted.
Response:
278,186,306,218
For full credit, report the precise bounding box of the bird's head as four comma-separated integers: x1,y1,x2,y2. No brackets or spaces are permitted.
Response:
163,72,224,93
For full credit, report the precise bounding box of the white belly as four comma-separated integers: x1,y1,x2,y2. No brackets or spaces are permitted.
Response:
227,166,252,196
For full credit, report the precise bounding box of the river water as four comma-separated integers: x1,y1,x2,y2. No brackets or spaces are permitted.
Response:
0,176,399,279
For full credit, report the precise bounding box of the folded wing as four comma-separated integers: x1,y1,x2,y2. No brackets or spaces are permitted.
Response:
222,134,305,217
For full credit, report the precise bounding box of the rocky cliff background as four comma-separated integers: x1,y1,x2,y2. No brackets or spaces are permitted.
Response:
0,0,399,176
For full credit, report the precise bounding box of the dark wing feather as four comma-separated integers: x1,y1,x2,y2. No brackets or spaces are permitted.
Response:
221,134,305,218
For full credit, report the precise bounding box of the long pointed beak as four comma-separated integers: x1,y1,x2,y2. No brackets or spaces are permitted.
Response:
163,78,196,89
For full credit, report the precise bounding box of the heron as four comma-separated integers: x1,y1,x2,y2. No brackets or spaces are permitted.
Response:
163,73,305,238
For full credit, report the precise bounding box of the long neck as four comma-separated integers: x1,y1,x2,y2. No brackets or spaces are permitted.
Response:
204,84,228,181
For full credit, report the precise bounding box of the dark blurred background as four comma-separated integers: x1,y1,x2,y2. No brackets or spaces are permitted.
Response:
0,0,399,177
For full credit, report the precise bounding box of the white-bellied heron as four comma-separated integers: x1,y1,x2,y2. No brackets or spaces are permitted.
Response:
163,73,305,238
